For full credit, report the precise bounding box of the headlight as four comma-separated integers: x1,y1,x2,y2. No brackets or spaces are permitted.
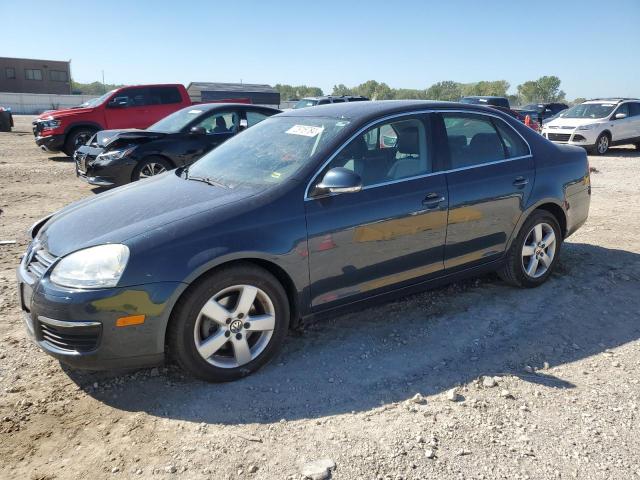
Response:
577,124,597,130
40,116,61,129
95,146,137,163
50,244,130,289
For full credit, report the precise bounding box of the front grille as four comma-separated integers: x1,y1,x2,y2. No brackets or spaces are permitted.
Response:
548,133,572,142
27,247,57,280
39,321,101,353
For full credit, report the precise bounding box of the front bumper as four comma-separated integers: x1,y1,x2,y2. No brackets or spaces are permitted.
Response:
17,255,185,370
74,148,134,187
542,129,597,148
35,133,65,152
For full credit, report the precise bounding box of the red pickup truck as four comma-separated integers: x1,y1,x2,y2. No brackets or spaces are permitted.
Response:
32,84,192,156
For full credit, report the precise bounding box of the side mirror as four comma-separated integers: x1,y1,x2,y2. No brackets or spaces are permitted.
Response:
190,126,207,135
614,112,627,120
314,167,362,196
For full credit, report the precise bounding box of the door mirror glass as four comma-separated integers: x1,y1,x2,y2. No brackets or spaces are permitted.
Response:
190,126,207,135
614,112,627,120
315,167,362,195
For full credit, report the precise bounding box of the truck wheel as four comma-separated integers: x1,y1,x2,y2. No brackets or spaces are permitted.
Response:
132,156,172,181
63,128,96,156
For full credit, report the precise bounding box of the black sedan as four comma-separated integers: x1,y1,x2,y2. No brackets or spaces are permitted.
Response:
18,101,590,382
73,103,280,187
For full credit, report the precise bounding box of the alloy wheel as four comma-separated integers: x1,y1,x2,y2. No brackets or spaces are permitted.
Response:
193,285,275,368
139,162,167,178
597,135,609,154
521,222,556,279
74,132,92,149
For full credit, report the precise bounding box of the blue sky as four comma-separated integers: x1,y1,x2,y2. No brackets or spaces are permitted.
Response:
2,0,639,99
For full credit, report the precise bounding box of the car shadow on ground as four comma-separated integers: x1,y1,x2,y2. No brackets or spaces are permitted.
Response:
63,242,640,425
47,155,73,162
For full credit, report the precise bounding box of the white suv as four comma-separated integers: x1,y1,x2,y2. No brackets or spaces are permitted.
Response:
541,99,640,155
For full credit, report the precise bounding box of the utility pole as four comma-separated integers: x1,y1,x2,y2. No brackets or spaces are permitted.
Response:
102,70,106,94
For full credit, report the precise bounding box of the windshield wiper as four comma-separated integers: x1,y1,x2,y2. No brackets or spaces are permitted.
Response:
180,166,227,188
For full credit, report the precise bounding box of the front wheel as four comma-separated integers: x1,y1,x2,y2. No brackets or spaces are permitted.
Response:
167,264,290,382
499,211,562,288
63,128,96,156
591,132,610,155
132,156,172,181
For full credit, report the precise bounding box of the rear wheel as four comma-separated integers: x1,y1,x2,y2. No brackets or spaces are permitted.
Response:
167,264,290,382
591,132,610,155
132,156,172,181
63,128,96,156
499,210,562,288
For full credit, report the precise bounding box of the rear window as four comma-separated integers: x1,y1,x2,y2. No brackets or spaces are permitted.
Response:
149,87,182,105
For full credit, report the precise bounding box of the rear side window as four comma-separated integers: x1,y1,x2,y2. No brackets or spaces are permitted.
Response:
443,113,504,168
149,87,182,105
629,103,640,117
493,119,529,158
113,88,150,107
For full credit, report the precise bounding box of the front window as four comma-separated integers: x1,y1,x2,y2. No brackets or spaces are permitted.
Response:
562,103,616,119
323,117,429,187
293,99,318,109
186,116,350,187
193,111,239,134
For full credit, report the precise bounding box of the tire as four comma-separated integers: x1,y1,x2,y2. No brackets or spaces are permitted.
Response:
591,132,610,156
499,210,562,288
132,156,172,182
167,263,290,382
63,128,96,156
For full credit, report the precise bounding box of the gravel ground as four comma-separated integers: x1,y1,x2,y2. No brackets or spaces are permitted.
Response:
1,115,639,480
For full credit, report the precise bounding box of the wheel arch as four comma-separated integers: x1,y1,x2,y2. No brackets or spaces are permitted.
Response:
63,122,102,136
507,199,567,252
164,257,302,347
138,153,177,169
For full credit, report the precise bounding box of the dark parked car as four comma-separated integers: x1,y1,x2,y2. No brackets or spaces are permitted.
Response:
74,103,280,186
514,102,569,125
293,95,369,109
460,96,510,108
489,106,541,131
17,101,591,381
0,106,13,132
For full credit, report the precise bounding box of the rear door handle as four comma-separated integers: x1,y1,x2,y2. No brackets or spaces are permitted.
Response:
513,176,529,187
422,192,446,208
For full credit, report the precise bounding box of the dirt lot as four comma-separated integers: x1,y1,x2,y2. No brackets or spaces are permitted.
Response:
1,115,639,480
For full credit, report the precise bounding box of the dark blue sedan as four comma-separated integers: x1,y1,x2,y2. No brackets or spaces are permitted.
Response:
17,101,591,381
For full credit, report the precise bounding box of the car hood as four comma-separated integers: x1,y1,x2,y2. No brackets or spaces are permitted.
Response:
545,117,604,128
37,106,96,120
37,172,259,257
93,129,167,148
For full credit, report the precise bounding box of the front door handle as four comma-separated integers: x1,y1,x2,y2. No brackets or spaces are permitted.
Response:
513,176,529,187
422,192,445,208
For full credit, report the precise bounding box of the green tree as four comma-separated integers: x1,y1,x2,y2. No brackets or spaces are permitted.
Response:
425,81,463,101
393,88,427,99
571,97,587,106
331,84,353,96
71,80,123,95
516,76,565,103
274,84,323,100
462,80,510,97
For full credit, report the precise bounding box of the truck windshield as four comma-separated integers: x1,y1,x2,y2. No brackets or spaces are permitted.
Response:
562,103,616,119
148,107,206,132
78,90,116,108
186,116,350,187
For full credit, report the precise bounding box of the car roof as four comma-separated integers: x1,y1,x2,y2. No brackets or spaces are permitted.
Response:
584,98,639,104
276,100,503,121
179,103,280,113
462,95,507,99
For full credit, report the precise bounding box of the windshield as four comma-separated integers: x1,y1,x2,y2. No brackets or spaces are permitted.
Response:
78,90,115,108
293,99,318,109
562,103,616,119
186,116,350,187
148,107,206,132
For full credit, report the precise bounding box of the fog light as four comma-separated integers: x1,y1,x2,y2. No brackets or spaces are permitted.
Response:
116,315,145,327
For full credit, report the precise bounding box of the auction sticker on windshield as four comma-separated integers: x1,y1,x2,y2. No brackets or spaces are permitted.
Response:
286,125,324,137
